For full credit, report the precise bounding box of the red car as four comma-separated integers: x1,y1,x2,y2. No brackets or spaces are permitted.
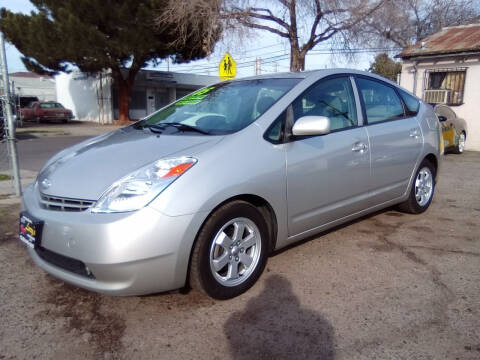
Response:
20,101,74,123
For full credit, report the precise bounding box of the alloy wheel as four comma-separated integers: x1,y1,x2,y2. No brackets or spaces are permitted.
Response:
415,167,433,206
209,217,262,287
458,133,466,153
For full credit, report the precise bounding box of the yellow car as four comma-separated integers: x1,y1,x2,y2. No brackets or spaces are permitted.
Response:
435,104,467,154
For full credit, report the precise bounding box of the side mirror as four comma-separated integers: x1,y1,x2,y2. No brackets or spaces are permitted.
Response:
292,116,330,136
437,115,447,122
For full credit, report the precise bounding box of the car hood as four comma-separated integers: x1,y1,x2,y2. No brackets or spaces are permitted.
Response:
37,126,223,200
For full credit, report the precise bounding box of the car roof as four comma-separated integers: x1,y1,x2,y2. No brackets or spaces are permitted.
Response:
216,68,419,101
234,68,401,87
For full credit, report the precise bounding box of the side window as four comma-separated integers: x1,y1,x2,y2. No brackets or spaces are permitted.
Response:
356,77,405,124
292,76,357,131
264,110,286,144
398,89,420,116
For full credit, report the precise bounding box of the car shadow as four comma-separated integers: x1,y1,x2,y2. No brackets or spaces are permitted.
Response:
271,206,407,257
224,274,335,360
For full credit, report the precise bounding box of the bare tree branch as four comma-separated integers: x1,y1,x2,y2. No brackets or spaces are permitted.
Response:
356,0,480,48
225,0,387,71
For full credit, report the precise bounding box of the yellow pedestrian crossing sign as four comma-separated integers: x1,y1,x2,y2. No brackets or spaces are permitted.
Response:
219,53,236,81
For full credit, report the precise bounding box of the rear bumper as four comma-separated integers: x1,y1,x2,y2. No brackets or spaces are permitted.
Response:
21,184,207,296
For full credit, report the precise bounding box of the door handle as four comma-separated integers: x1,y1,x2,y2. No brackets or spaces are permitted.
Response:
409,128,420,138
352,142,368,152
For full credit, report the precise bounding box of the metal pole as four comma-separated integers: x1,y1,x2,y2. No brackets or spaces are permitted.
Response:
0,32,22,196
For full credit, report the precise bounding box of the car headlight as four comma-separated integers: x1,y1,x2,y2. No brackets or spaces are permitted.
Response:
91,156,197,213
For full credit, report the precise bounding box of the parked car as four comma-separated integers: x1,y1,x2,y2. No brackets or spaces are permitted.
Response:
16,95,39,109
19,70,442,299
20,101,74,123
434,104,467,154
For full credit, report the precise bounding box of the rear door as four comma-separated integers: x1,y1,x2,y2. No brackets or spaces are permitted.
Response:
285,75,371,236
354,76,423,205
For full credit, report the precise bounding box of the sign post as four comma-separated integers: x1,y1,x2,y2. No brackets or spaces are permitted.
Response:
219,53,236,81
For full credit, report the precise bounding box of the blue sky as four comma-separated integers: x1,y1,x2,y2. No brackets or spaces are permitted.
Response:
1,0,382,77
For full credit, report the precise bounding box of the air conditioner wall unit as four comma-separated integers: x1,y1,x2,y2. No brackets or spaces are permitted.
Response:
424,89,451,104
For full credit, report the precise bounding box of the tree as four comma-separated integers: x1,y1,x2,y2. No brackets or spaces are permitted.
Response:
0,0,222,123
226,0,386,72
359,0,480,48
369,53,402,81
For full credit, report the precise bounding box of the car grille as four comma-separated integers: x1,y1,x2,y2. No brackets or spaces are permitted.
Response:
40,193,95,212
36,247,95,279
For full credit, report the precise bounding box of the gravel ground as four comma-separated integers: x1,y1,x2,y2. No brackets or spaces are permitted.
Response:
0,152,479,360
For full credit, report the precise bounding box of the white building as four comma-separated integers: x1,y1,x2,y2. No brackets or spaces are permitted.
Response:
56,69,219,124
9,72,56,102
398,24,480,151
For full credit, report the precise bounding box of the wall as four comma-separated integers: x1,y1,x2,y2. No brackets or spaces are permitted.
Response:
56,71,113,124
400,55,480,151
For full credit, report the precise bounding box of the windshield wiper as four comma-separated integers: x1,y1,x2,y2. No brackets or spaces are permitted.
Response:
146,122,210,135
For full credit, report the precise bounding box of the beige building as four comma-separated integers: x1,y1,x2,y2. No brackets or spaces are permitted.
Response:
398,24,480,151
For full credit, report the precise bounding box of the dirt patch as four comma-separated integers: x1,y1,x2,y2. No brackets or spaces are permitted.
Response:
42,278,126,358
408,225,434,232
357,228,375,235
384,212,404,217
0,204,19,245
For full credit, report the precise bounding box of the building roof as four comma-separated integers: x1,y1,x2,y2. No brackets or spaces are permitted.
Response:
398,24,480,59
9,72,53,79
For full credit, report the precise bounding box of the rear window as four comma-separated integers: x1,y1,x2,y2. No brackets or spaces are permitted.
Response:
398,89,420,115
356,78,404,124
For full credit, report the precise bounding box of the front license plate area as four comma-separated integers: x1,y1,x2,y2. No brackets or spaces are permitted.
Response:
19,212,43,249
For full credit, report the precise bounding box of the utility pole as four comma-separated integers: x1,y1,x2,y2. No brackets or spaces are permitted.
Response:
255,57,262,75
0,32,21,196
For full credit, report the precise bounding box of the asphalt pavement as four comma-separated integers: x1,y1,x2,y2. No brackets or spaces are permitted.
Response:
0,122,120,196
16,135,90,172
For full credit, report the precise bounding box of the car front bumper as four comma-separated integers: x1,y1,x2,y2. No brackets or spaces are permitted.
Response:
22,184,207,296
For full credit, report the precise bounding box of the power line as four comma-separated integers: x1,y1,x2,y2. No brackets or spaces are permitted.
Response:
169,46,401,75
156,43,394,73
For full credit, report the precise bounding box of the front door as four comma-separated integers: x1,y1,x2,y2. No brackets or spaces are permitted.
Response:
286,76,371,236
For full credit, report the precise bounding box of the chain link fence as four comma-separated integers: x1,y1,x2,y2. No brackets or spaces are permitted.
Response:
0,97,14,194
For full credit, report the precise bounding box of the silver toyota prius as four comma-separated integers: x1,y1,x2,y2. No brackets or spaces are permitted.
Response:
20,69,442,299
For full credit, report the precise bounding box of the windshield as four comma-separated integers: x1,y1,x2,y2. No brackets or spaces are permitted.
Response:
136,78,300,135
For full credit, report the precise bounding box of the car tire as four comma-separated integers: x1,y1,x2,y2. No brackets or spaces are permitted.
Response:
398,159,436,214
453,131,466,154
189,200,269,300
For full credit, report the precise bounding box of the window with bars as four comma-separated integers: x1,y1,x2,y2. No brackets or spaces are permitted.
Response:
424,68,466,105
